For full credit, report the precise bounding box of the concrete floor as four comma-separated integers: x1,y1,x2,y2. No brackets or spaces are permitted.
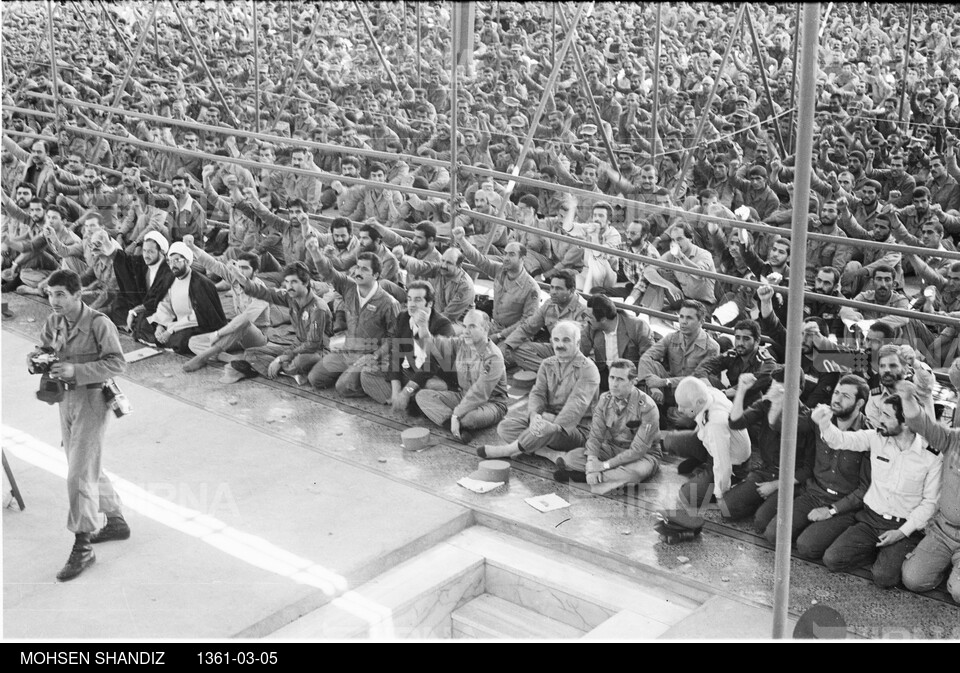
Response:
3,292,959,640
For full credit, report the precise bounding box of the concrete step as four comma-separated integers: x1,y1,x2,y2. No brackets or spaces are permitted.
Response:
582,609,673,640
268,542,484,639
448,527,699,632
452,594,585,639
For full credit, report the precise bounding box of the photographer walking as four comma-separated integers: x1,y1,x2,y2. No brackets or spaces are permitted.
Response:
29,269,129,582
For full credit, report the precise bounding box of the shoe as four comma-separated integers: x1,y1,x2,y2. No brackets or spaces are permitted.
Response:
554,468,570,483
455,430,474,445
677,457,702,475
56,544,95,581
90,517,130,544
230,360,258,379
555,457,567,471
477,446,487,459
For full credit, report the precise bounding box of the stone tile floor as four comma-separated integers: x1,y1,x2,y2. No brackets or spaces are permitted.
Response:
3,292,958,639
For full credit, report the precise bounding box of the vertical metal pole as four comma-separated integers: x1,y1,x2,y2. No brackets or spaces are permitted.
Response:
788,3,801,153
252,0,260,134
557,6,619,173
355,1,401,92
476,2,589,259
899,4,915,126
46,0,60,119
673,4,747,201
745,5,787,156
450,1,459,229
416,3,422,87
170,1,241,127
773,1,820,641
267,9,327,129
103,2,161,129
289,2,295,58
651,4,662,159
153,1,160,63
552,4,557,62
98,0,135,59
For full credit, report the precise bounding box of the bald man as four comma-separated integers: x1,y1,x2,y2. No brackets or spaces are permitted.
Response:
665,376,752,509
482,320,600,462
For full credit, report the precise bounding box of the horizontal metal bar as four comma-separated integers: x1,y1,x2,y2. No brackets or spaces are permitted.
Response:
465,209,960,329
23,91,450,169
61,124,449,201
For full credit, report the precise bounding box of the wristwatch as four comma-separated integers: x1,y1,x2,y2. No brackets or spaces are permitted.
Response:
828,506,838,517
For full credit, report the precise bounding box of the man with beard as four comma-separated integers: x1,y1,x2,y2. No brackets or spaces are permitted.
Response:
454,187,508,252
838,212,903,298
51,164,119,230
637,300,721,428
281,147,324,214
338,224,399,284
841,179,883,234
839,265,913,338
805,205,854,286
727,165,780,222
700,155,744,212
394,246,475,323
620,219,660,305
864,345,936,429
179,237,271,372
230,260,331,382
144,242,226,355
304,236,400,396
803,266,845,340
452,226,540,344
2,189,59,291
108,230,172,331
896,381,960,605
359,280,456,412
927,154,960,213
501,269,589,372
482,320,600,463
165,174,205,244
766,375,872,560
553,359,662,493
601,163,675,235
891,187,960,240
814,394,942,589
724,369,817,529
245,196,325,279
349,163,403,227
906,260,960,367
370,221,441,283
865,153,916,208
694,319,777,408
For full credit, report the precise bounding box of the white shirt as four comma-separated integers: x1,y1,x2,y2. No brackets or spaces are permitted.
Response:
357,283,377,310
170,275,194,323
145,260,161,289
603,326,619,365
695,387,752,494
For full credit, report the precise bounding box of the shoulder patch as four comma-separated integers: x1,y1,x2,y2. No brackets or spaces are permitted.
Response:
926,446,941,456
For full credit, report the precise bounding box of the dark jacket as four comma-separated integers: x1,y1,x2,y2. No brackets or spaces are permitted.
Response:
583,310,653,368
151,270,227,333
112,249,173,316
378,309,458,388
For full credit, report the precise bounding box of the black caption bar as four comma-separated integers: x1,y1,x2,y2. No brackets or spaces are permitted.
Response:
7,645,291,667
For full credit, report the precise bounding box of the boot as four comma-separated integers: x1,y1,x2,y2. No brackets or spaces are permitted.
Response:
56,533,95,581
90,515,131,544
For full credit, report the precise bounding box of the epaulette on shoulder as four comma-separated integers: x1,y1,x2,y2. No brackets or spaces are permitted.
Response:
926,445,941,456
870,386,882,396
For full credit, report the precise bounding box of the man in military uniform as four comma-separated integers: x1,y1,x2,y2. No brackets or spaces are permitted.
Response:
554,359,662,494
694,319,776,409
29,269,128,581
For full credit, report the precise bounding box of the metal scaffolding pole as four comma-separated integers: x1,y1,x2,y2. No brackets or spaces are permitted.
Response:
476,2,589,257
773,1,820,640
46,0,60,119
552,4,556,62
672,4,747,201
651,4,662,159
289,2,295,57
153,1,161,63
355,1,401,93
745,5,787,157
252,0,260,134
267,9,326,129
170,1,241,127
557,6,619,173
416,3,422,87
899,4,915,127
98,0,135,59
450,1,460,227
788,3,801,153
103,1,160,128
